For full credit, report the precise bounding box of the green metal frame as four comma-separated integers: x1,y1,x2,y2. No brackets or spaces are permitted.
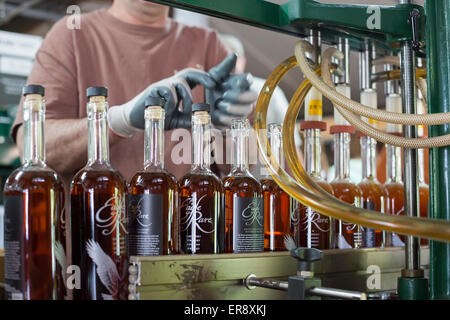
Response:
128,248,430,300
426,0,450,301
143,0,450,300
146,0,424,50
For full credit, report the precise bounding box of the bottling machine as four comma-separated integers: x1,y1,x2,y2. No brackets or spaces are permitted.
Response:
124,0,450,300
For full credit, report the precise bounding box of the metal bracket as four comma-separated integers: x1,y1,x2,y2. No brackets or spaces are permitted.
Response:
409,8,424,52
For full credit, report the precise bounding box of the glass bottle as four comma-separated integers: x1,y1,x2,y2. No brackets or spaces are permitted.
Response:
357,89,384,248
179,103,224,254
330,128,363,249
358,135,385,247
261,124,292,251
69,87,127,300
418,147,429,246
417,92,429,246
127,97,179,255
297,125,334,249
223,119,263,253
384,93,406,247
3,85,66,300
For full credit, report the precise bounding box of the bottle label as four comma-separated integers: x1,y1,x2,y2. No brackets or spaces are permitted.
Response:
4,195,25,300
362,201,376,248
301,207,330,248
127,194,163,256
308,99,322,116
180,194,217,253
233,196,264,253
85,239,121,300
290,198,300,228
338,198,362,249
71,192,128,300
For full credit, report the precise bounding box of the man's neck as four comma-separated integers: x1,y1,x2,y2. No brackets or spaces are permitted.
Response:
108,2,168,28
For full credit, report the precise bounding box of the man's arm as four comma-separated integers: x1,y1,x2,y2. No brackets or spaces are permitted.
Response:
15,119,122,176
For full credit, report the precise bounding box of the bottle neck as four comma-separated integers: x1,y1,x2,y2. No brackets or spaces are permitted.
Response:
333,132,351,180
192,112,211,170
87,98,110,165
231,127,249,174
386,144,402,183
269,129,284,173
304,128,322,177
144,115,164,170
360,136,377,180
23,95,45,166
418,148,425,184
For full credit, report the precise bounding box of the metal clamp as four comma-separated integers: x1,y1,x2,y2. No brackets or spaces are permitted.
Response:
409,8,423,52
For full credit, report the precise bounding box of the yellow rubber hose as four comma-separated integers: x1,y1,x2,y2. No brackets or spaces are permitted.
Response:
255,57,450,243
294,40,449,126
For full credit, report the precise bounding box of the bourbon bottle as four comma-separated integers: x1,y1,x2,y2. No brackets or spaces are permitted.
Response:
69,87,127,300
383,93,406,247
297,88,333,249
127,97,179,255
179,103,224,254
418,147,429,246
330,109,363,249
357,89,384,248
3,85,66,300
417,94,429,246
261,124,292,251
223,119,263,253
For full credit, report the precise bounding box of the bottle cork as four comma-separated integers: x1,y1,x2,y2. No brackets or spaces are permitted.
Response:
145,106,165,121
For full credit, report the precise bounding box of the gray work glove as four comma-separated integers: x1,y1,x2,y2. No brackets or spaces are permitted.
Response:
205,53,258,130
107,69,215,137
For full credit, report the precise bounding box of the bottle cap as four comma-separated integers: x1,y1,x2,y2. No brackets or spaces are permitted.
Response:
145,96,165,108
192,103,210,113
87,86,108,98
22,84,44,96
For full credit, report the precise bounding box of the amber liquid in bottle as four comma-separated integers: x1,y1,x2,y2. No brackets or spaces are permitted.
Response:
357,136,385,247
418,147,429,246
262,124,292,251
179,107,224,254
224,119,263,253
330,131,363,249
127,104,179,255
69,91,127,300
297,128,334,249
383,143,405,247
3,89,66,300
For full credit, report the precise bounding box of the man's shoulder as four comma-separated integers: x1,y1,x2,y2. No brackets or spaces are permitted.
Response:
173,20,220,42
46,9,105,38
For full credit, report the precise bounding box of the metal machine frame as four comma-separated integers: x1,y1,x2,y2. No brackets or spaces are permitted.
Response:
139,0,450,300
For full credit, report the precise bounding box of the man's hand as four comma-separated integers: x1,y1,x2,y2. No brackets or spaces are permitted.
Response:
107,69,214,137
205,54,258,130
107,54,258,137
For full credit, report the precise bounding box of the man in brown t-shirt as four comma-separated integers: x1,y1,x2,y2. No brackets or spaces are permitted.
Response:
11,1,256,186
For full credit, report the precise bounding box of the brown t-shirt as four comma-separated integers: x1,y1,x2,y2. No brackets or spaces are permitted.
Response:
12,9,229,183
